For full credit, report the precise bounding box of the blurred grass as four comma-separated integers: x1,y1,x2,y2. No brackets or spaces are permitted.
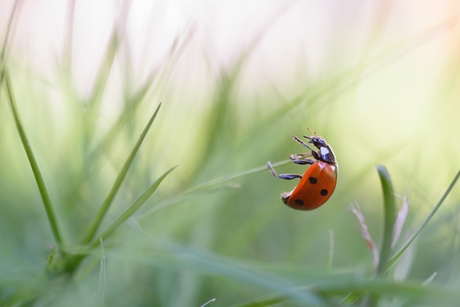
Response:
1,1,460,306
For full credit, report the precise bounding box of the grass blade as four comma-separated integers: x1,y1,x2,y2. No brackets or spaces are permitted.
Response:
90,166,177,247
365,165,397,306
2,1,65,252
376,165,397,275
83,103,163,244
3,68,65,252
140,160,291,218
64,165,176,273
364,165,396,306
385,169,460,272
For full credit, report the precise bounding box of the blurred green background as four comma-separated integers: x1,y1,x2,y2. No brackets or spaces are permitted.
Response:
1,0,460,306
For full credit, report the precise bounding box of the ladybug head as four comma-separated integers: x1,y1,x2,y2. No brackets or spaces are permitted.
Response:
307,135,328,150
303,130,336,164
303,128,327,150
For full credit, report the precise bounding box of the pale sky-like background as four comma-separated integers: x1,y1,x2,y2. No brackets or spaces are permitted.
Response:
2,0,455,94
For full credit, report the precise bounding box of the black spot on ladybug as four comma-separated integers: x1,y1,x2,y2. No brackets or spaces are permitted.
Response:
295,199,304,206
320,189,328,196
308,177,318,184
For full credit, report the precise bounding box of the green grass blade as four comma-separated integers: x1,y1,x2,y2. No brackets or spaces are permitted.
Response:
376,165,397,275
83,103,162,244
3,69,65,251
91,166,177,247
63,165,176,273
385,169,460,272
366,165,397,307
140,160,291,218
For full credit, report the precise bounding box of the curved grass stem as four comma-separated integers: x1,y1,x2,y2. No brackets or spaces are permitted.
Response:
376,165,396,275
4,68,65,253
366,165,397,307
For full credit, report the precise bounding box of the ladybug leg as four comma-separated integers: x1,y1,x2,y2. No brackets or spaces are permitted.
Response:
290,153,315,165
267,162,302,180
292,135,314,151
290,153,312,159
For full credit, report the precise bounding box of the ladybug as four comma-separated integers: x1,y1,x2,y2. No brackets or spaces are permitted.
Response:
267,129,338,210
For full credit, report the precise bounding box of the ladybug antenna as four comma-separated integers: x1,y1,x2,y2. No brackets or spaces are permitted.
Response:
303,128,318,143
307,127,317,136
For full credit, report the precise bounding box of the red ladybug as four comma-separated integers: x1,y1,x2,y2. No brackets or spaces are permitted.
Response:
268,130,338,210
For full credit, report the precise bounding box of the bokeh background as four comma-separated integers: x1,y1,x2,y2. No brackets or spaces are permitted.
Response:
1,0,460,306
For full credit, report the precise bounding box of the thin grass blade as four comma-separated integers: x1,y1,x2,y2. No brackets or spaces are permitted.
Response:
365,165,397,307
376,165,397,275
91,166,177,247
140,160,291,219
3,68,65,251
385,170,460,272
83,103,163,244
